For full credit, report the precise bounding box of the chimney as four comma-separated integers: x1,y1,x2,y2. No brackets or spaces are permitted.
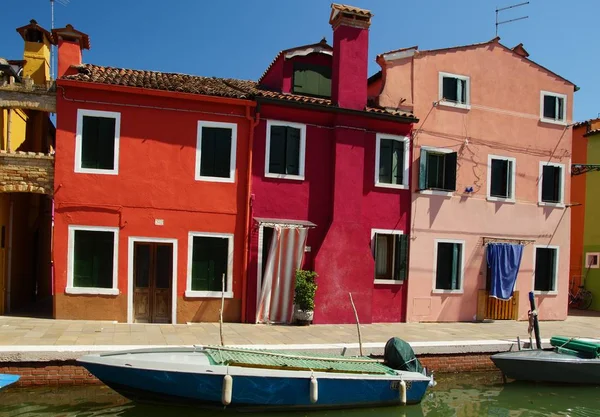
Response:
329,4,373,110
512,43,529,58
51,24,90,78
15,19,55,84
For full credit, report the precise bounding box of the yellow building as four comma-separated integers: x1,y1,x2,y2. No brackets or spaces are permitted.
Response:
0,20,56,315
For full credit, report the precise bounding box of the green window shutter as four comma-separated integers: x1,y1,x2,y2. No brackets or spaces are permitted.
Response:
490,159,508,197
269,126,286,174
293,63,332,97
379,139,393,184
372,232,379,279
557,97,564,121
442,77,457,102
191,237,229,292
507,160,513,198
541,165,560,203
419,149,429,190
451,243,461,290
200,127,216,177
73,230,114,289
436,242,452,290
392,140,404,185
81,116,99,169
534,248,553,291
394,234,409,281
543,95,556,119
285,127,301,175
214,128,232,178
81,116,115,170
444,152,458,191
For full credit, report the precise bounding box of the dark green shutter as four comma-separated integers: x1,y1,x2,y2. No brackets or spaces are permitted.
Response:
442,77,457,101
81,116,115,170
490,159,508,197
200,127,216,177
73,230,113,289
557,98,564,121
214,128,232,178
394,234,409,281
192,237,228,292
451,243,461,290
379,139,392,184
392,140,404,185
419,149,428,190
543,95,556,119
269,126,286,174
444,152,457,191
285,127,301,175
436,243,451,290
534,248,555,291
542,165,560,203
293,63,332,97
373,232,379,279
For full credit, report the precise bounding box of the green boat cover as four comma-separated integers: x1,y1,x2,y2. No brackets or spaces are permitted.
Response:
383,337,425,374
203,347,397,375
550,336,600,359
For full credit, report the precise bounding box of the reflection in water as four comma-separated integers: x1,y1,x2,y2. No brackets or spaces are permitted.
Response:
1,372,600,417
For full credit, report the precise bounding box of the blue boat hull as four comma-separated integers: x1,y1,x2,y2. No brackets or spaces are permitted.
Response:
0,373,20,390
82,362,430,410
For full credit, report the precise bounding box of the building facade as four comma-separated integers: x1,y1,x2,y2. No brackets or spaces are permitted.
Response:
370,38,575,322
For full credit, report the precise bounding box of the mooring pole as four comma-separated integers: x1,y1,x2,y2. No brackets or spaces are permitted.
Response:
528,291,542,349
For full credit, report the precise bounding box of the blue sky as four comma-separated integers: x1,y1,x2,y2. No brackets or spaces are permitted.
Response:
2,0,598,121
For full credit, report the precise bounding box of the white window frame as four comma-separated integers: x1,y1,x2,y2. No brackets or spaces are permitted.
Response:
370,228,405,285
438,72,471,110
432,239,465,294
186,231,234,298
533,245,559,295
585,252,600,269
195,120,237,183
418,146,456,197
374,134,410,190
540,91,567,126
486,154,516,203
66,225,119,295
264,119,306,181
75,109,121,175
538,161,565,208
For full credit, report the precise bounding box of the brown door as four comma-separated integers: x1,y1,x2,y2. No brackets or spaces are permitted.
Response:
133,242,173,323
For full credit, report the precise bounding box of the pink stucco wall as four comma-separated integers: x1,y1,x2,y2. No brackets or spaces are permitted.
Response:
377,42,574,322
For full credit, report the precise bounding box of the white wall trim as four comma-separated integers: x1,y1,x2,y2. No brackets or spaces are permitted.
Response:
538,161,565,207
195,120,237,183
539,90,567,126
374,133,410,189
532,244,560,295
75,109,121,175
264,119,306,181
438,71,471,110
66,225,119,296
432,238,466,294
186,231,234,299
486,154,516,202
127,237,178,324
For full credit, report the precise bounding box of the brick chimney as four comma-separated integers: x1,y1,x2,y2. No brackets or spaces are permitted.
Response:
51,24,90,78
329,4,373,110
15,19,54,84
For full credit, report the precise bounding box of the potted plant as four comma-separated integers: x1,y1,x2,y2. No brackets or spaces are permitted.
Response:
293,269,318,325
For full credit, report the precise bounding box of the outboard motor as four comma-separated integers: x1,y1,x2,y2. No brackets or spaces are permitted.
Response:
384,337,436,387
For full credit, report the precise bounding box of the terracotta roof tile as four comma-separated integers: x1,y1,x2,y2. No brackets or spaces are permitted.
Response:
331,3,372,16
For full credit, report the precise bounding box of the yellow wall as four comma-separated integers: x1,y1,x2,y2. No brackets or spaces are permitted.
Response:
0,109,29,151
22,39,51,84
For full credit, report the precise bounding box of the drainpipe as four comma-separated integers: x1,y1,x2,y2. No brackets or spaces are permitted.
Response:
6,198,13,313
6,109,12,152
240,104,260,323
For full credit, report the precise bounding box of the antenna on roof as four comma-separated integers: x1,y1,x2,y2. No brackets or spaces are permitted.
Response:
495,2,529,37
50,0,70,80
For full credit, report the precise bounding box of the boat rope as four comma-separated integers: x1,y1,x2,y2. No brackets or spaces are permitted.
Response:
558,337,576,349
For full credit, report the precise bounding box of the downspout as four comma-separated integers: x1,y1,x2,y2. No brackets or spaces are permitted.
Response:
240,103,260,323
6,109,12,152
6,198,13,313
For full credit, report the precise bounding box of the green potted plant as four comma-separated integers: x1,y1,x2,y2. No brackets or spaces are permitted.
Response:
293,269,318,325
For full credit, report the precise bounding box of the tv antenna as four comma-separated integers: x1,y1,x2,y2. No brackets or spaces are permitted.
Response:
495,2,529,37
50,0,70,80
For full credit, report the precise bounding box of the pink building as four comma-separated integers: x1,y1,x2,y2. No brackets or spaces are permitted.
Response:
369,38,576,322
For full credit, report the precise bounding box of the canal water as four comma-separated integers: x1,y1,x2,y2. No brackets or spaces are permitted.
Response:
1,372,600,416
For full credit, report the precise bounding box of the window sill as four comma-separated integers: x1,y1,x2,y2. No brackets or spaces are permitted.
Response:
65,287,119,296
195,175,235,183
538,202,565,209
533,290,558,296
374,182,409,190
74,168,119,175
487,196,516,204
419,190,454,197
185,290,234,299
432,289,464,295
374,279,404,285
439,100,471,111
539,118,567,127
264,173,305,181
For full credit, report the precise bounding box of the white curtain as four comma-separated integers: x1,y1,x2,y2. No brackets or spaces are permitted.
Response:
256,226,309,324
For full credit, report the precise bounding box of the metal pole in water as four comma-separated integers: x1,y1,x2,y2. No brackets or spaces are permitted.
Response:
220,273,225,346
528,291,542,349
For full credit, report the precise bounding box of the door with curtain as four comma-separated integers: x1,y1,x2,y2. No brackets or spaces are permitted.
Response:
256,225,308,324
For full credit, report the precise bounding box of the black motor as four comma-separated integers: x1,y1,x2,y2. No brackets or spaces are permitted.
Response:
383,337,424,373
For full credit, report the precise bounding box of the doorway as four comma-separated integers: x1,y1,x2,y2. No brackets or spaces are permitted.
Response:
133,242,173,323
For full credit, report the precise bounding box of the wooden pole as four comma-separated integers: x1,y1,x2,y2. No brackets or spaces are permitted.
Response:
349,292,363,356
220,273,225,346
528,291,541,349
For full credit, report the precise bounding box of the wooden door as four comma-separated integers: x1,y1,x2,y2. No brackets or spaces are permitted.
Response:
133,242,173,323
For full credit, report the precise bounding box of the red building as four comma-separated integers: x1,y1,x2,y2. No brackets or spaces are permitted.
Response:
245,4,417,324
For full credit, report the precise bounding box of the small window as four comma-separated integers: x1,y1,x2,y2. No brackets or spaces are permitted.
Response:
439,72,470,108
75,109,120,174
539,163,564,205
375,134,409,188
540,91,566,124
372,231,409,283
293,63,331,98
585,253,600,269
488,155,516,200
265,121,306,180
435,241,463,291
196,121,237,182
67,226,118,295
534,247,558,292
186,233,234,298
419,148,457,192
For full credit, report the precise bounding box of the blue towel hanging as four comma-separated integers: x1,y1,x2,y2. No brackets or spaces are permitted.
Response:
487,243,524,300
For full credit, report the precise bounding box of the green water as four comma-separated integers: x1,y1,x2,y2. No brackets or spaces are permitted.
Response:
1,372,600,417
